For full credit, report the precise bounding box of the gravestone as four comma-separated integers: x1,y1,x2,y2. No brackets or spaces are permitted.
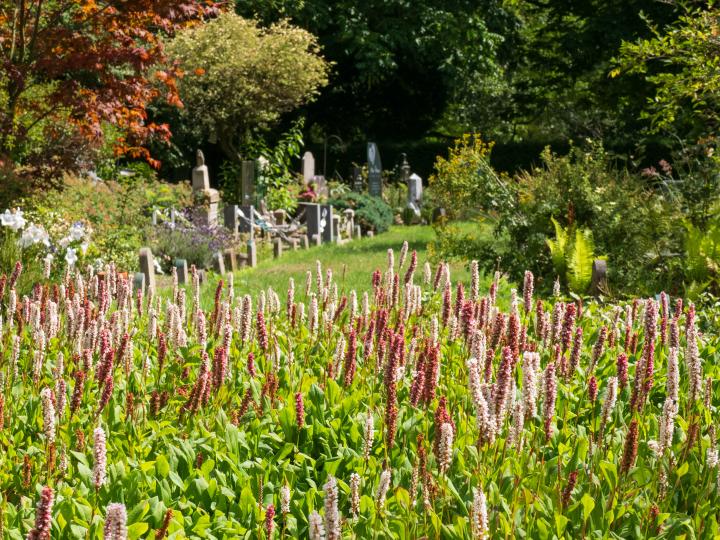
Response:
212,252,225,275
138,248,156,294
407,173,423,217
273,238,283,259
241,161,255,205
367,142,382,197
175,259,188,285
432,207,447,223
343,209,355,238
246,240,257,267
223,249,238,273
224,205,239,235
238,205,254,234
302,152,315,184
192,150,220,228
132,272,145,295
192,150,210,191
321,205,334,244
354,225,362,239
303,203,322,245
332,214,341,243
590,259,608,295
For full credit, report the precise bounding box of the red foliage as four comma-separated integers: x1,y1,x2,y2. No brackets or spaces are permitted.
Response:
0,0,220,169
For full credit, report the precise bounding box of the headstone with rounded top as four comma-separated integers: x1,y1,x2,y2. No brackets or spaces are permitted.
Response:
302,151,315,184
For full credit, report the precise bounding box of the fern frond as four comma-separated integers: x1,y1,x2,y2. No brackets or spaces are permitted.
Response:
567,228,595,293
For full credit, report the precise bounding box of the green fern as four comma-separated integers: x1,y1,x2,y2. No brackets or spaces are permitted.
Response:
567,228,596,293
546,218,605,294
546,217,568,278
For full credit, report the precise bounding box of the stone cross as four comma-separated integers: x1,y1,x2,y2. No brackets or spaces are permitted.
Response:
302,151,315,184
138,247,156,295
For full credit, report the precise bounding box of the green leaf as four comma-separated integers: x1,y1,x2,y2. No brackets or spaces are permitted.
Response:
581,493,595,522
156,455,170,478
127,522,149,540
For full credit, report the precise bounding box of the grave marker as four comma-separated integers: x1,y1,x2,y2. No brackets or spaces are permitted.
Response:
138,247,156,294
175,259,188,285
367,142,382,197
302,151,315,184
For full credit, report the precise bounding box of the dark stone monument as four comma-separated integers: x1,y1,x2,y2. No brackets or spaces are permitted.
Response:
367,142,382,197
590,259,608,295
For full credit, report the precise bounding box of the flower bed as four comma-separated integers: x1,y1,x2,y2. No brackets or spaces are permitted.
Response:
2,248,719,538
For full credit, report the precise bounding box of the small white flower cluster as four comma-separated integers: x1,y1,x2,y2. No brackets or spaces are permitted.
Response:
1,209,91,268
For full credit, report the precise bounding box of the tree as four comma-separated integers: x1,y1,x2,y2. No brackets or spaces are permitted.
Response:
615,5,720,141
235,0,507,142
164,13,329,161
0,0,218,176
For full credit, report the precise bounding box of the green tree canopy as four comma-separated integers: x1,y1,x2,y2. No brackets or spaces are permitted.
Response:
165,13,330,160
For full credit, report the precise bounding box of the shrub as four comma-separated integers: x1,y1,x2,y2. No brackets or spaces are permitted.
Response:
429,134,512,221
432,138,681,295
148,208,235,271
26,172,191,271
328,192,394,233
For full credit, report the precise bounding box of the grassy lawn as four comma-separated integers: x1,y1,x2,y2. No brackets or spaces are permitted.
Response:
201,223,510,303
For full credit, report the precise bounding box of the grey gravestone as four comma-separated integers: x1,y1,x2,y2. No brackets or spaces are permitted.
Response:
138,248,156,294
241,161,255,205
321,205,334,243
303,203,322,245
302,236,310,249
332,214,341,243
407,173,423,217
224,205,239,235
343,209,355,238
212,252,225,275
302,151,315,184
366,230,374,238
354,225,362,239
175,259,188,285
273,238,283,259
192,150,219,228
590,259,608,295
132,272,145,295
367,142,382,197
223,249,238,273
192,150,210,191
238,205,254,234
247,241,257,267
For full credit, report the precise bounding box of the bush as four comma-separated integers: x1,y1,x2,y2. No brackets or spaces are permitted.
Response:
328,192,394,234
431,138,681,295
148,208,235,271
26,172,192,271
429,134,512,221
